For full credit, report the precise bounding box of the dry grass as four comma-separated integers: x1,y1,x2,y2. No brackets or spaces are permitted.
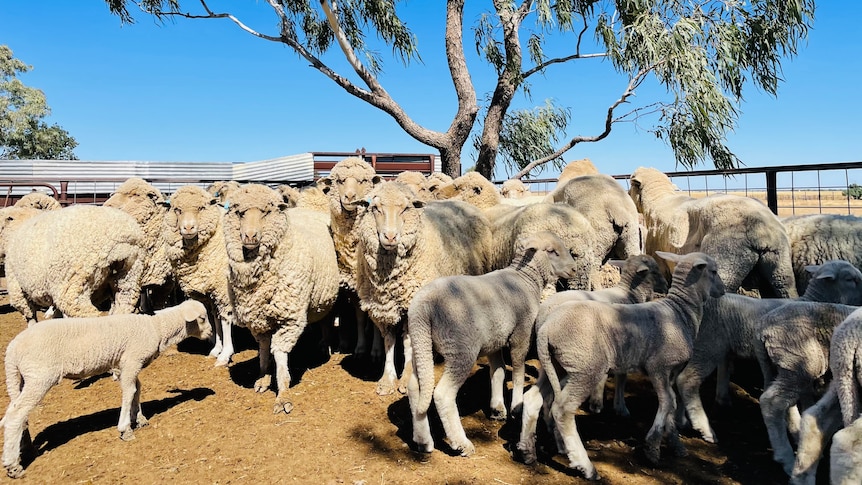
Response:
686,190,862,216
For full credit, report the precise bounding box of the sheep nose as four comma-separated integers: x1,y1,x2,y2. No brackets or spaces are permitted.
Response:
380,231,398,249
180,222,198,238
241,230,260,248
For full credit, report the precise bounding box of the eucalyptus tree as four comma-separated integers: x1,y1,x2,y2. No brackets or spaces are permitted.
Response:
0,45,78,160
103,1,813,178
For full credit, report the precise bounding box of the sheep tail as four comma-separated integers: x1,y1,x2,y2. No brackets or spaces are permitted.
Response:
407,303,435,415
1,360,22,427
835,341,861,427
536,323,562,398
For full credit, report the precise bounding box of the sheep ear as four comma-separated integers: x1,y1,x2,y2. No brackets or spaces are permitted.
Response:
472,185,483,195
355,198,370,209
371,175,383,186
181,301,204,322
411,199,425,209
436,183,457,199
809,264,837,280
208,197,218,206
159,199,171,208
318,177,333,194
607,259,626,269
654,251,680,263
277,202,290,212
636,262,651,274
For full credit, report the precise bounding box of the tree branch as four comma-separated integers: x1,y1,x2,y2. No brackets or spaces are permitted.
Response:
512,65,654,179
523,52,606,79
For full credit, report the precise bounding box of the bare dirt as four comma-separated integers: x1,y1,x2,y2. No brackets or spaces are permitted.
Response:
0,295,816,484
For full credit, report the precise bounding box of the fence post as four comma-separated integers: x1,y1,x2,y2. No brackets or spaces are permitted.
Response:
766,170,778,215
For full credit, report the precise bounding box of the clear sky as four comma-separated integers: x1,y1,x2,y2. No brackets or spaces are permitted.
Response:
2,1,860,180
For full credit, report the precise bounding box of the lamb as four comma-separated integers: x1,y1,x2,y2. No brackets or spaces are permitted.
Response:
531,254,669,418
500,178,531,199
677,260,862,444
0,299,212,478
754,299,859,474
162,185,236,366
318,157,382,356
104,177,173,311
628,166,797,298
516,251,725,480
547,173,641,266
13,192,61,211
206,180,242,205
5,205,144,326
407,231,578,456
424,172,453,200
782,213,862,294
355,181,494,395
223,184,339,414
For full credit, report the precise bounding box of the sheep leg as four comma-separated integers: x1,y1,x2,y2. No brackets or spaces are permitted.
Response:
118,368,144,441
612,372,630,417
488,351,507,421
370,324,384,363
516,370,558,464
131,377,148,429
509,323,533,415
110,256,143,315
6,277,37,327
676,354,720,443
397,329,412,395
587,373,607,414
433,356,475,456
645,372,684,464
406,363,434,453
551,374,599,480
714,357,733,407
2,380,52,478
353,302,369,356
375,326,399,396
253,333,273,393
759,374,801,475
214,314,234,367
271,322,307,414
830,419,862,485
791,387,842,485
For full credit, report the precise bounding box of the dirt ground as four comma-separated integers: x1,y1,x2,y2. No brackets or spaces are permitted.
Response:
0,294,819,485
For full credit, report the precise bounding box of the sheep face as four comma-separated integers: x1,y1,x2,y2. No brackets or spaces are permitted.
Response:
164,186,219,242
806,260,862,305
626,254,669,295
425,172,453,200
517,231,578,280
320,158,382,213
0,207,41,264
364,182,424,252
657,251,726,299
224,185,289,261
501,179,530,199
440,172,500,208
179,300,213,341
104,178,165,224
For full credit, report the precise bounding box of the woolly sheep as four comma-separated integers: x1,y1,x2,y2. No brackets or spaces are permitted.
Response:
555,158,599,186
755,299,859,474
831,415,862,485
789,383,843,484
0,207,41,267
547,173,641,266
394,170,430,200
425,172,453,200
516,251,725,480
500,179,531,199
104,177,173,310
522,254,668,423
782,213,862,294
162,185,236,367
629,166,797,298
278,184,331,219
318,157,382,356
407,231,578,456
5,205,144,326
677,260,862,444
439,172,544,212
355,181,494,395
224,184,339,414
13,192,61,211
0,299,212,478
206,180,242,205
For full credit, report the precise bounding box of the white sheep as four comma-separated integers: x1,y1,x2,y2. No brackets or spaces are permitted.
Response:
424,172,453,200
500,178,531,199
831,415,862,485
206,180,242,205
755,299,859,474
407,231,578,456
629,166,797,298
554,158,599,186
532,254,669,418
5,205,145,326
162,185,236,367
223,184,339,414
13,192,61,211
677,260,862,444
546,173,642,267
104,177,173,312
0,207,41,267
439,172,544,211
355,181,494,396
318,157,382,356
394,170,431,200
277,184,331,217
516,251,725,480
0,299,212,479
782,213,862,294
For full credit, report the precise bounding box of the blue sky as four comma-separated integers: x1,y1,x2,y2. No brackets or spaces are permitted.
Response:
2,1,860,179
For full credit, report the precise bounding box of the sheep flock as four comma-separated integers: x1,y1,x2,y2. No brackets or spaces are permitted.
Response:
1,160,861,483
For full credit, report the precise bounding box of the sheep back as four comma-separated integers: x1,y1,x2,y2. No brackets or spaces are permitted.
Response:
783,214,862,295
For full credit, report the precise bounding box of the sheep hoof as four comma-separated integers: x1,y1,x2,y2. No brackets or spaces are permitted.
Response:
488,408,507,421
135,416,149,429
375,380,396,396
454,440,475,457
588,399,603,414
715,395,732,408
120,429,136,441
644,444,661,464
214,357,231,368
514,441,537,464
254,376,272,393
5,464,24,479
273,400,294,415
208,346,222,358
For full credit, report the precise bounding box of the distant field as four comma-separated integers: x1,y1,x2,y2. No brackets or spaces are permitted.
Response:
688,190,862,216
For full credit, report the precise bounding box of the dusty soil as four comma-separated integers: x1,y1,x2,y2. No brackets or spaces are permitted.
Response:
0,295,815,484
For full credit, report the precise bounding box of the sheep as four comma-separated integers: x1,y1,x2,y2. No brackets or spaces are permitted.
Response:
547,173,642,266
0,207,41,267
5,205,144,326
500,178,531,199
394,170,431,200
355,181,494,396
628,166,797,298
555,157,599,186
831,416,862,485
206,180,242,205
104,177,173,311
277,184,331,218
407,231,578,456
0,299,212,479
516,251,725,480
424,172,453,200
754,299,859,474
223,184,339,414
782,213,862,294
162,185,236,367
439,172,544,212
317,157,382,356
531,254,669,418
13,192,61,211
677,260,862,444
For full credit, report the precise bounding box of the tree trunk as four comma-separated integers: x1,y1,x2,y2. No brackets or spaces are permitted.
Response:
438,145,462,177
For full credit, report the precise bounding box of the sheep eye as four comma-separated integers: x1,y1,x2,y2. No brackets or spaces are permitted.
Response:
173,207,182,214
